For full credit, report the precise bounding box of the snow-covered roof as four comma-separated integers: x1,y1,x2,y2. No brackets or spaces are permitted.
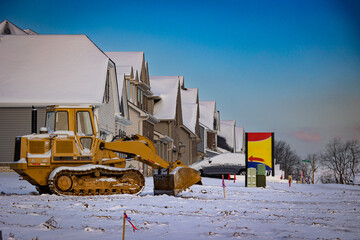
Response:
199,101,216,130
219,120,236,150
190,153,245,170
105,52,143,81
116,73,125,101
115,65,133,77
182,103,197,134
0,35,110,106
24,29,38,35
179,76,184,88
180,88,199,134
0,20,27,35
150,76,183,84
181,88,198,104
235,126,244,152
150,76,180,120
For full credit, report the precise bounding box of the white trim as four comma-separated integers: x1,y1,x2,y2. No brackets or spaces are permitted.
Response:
115,113,132,126
154,131,173,143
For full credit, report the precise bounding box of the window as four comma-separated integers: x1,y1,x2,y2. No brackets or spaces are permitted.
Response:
46,111,55,133
127,82,131,102
56,111,68,131
77,111,93,136
93,114,99,134
138,89,143,108
80,138,92,151
45,111,69,132
133,84,136,105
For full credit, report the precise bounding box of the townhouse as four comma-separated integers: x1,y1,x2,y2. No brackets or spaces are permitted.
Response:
198,101,221,158
105,52,159,176
218,120,237,153
0,34,130,162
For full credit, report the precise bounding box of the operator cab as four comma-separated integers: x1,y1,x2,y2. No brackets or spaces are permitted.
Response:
45,106,98,155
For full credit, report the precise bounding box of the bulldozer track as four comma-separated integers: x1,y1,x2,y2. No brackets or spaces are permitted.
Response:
48,166,145,196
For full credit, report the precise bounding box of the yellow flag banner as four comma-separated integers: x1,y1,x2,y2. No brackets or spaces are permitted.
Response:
246,132,274,172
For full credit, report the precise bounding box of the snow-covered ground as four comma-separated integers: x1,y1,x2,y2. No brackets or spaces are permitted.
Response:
1,172,359,240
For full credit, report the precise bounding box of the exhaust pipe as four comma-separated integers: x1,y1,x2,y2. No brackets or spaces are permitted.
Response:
31,106,37,134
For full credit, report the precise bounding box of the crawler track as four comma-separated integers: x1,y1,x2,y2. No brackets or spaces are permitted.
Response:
48,166,145,196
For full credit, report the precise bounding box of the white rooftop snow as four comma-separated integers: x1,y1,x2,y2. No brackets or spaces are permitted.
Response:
0,35,109,106
23,29,39,35
0,20,27,35
115,65,133,77
181,88,198,104
219,120,236,150
191,153,245,170
181,103,197,134
105,52,144,80
235,126,245,152
199,101,216,130
150,76,180,120
180,88,199,134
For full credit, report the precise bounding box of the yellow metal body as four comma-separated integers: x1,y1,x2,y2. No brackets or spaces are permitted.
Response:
10,106,201,195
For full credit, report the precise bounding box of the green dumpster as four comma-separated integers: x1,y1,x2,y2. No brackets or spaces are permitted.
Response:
256,164,266,188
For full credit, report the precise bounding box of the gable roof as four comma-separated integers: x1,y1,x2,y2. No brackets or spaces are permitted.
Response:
199,101,216,130
105,52,144,81
24,29,38,35
181,88,198,104
219,120,236,151
150,76,180,120
0,35,110,106
180,88,199,135
115,65,133,78
0,20,27,35
181,103,197,134
235,126,245,152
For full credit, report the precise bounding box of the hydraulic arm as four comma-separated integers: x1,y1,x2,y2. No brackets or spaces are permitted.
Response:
10,105,201,196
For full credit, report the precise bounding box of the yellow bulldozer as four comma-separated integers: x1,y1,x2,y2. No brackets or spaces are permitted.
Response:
10,105,201,196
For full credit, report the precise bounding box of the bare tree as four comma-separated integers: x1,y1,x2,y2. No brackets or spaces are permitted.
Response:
347,140,360,180
274,140,301,179
301,153,320,183
321,138,360,184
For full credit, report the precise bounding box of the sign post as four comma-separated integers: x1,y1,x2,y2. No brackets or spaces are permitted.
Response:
123,211,126,240
302,160,313,184
312,157,315,184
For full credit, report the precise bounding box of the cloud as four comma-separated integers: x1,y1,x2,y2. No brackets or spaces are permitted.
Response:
355,124,360,132
292,130,322,142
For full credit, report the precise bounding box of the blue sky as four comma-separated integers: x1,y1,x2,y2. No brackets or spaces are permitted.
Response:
1,0,359,158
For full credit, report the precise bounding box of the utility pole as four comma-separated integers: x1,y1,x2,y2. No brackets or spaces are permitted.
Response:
312,157,315,184
302,159,311,183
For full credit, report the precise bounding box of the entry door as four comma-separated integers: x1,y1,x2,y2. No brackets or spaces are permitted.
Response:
75,110,95,155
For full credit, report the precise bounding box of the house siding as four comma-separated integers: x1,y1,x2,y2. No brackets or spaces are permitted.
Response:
154,121,175,162
198,125,205,153
98,67,117,139
178,128,191,165
0,107,46,163
143,120,154,141
207,131,217,151
126,107,141,135
191,138,198,164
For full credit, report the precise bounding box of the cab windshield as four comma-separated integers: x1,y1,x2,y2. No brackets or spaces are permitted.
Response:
76,111,93,136
45,111,69,133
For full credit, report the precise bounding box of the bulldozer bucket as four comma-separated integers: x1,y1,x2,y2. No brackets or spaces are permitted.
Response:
153,166,201,196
